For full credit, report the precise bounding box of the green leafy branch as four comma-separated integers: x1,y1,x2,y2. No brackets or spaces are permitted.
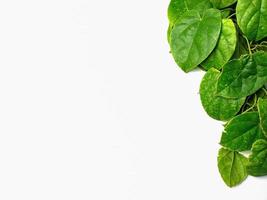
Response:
167,0,267,187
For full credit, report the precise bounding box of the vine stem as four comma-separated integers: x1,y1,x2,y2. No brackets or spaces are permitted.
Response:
251,44,267,51
244,94,258,113
262,87,267,96
244,36,252,55
227,13,236,19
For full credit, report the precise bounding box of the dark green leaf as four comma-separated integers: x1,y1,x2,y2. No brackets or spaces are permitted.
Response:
170,9,221,72
247,139,267,176
218,148,248,187
220,112,265,151
237,0,267,41
217,51,267,98
258,98,267,136
200,68,245,121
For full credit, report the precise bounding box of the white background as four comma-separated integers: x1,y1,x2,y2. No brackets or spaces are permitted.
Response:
0,0,266,199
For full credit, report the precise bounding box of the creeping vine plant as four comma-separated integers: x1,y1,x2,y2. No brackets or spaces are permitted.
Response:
167,0,267,187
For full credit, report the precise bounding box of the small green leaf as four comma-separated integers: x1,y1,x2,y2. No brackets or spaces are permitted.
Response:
211,0,237,9
218,148,248,187
168,0,212,25
247,139,267,176
201,19,237,70
220,112,265,151
217,51,267,98
237,0,267,41
170,9,221,72
258,98,267,136
200,68,245,121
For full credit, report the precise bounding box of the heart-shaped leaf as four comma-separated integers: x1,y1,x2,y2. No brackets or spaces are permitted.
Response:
218,148,248,187
220,112,265,151
200,68,245,121
217,51,267,98
237,0,267,41
168,0,212,25
170,9,221,72
201,19,237,70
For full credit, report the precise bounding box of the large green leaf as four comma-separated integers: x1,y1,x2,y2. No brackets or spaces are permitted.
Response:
237,0,267,41
218,148,248,187
170,9,221,72
217,51,267,98
220,112,265,151
211,0,237,9
247,139,267,176
201,19,237,70
167,0,212,45
200,68,245,121
258,98,267,136
167,0,212,25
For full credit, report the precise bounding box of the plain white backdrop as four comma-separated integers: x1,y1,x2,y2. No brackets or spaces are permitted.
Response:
0,0,266,199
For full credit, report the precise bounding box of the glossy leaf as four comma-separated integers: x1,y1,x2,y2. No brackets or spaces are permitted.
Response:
247,139,267,176
220,112,265,151
218,148,248,187
258,98,267,136
237,0,267,41
211,0,237,9
170,9,221,72
168,0,212,25
202,19,237,70
217,51,267,98
200,68,245,121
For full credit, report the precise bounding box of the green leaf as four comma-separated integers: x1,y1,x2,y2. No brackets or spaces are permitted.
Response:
218,148,248,187
200,68,245,121
221,9,231,18
237,0,267,41
217,51,267,98
231,33,248,59
167,24,172,44
167,0,212,25
220,112,265,151
170,9,221,72
258,98,267,136
210,0,237,9
247,139,267,176
201,19,237,70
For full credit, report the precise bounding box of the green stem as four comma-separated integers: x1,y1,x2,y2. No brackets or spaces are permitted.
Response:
227,13,236,19
244,36,252,55
262,87,267,96
244,95,257,113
